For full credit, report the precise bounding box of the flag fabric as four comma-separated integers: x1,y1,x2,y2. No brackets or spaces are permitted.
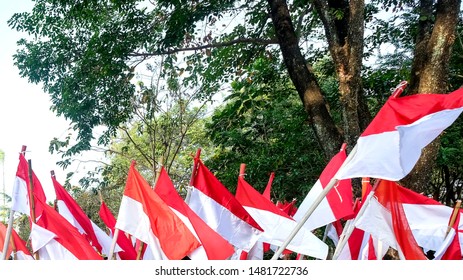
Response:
354,180,428,259
11,229,34,260
293,146,354,231
262,172,274,200
99,201,138,260
398,189,463,256
235,175,328,259
336,87,463,181
30,197,103,260
276,200,298,217
154,167,235,260
335,197,388,260
326,220,343,246
52,175,117,257
115,161,201,260
11,153,47,217
0,222,13,259
187,158,263,252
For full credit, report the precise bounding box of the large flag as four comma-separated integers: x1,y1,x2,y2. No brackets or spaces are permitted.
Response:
235,175,328,259
336,87,463,181
30,197,103,260
52,174,117,257
11,152,47,217
154,167,234,260
187,157,263,252
99,200,137,260
293,145,354,230
115,161,201,260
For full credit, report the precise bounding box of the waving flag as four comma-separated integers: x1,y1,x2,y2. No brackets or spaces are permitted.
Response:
187,157,263,251
293,144,354,230
11,151,46,217
235,175,328,259
115,161,200,260
355,180,429,259
30,198,103,260
52,174,116,256
154,167,234,260
99,200,137,260
11,229,34,260
336,87,463,181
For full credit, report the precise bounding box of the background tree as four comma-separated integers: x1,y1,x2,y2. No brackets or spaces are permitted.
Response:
8,0,463,200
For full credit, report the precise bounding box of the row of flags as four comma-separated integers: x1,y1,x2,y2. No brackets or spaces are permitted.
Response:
1,82,463,260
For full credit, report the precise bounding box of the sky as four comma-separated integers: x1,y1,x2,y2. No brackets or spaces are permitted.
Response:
0,2,102,204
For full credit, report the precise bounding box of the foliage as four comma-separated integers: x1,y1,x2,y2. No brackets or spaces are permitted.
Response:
204,56,326,202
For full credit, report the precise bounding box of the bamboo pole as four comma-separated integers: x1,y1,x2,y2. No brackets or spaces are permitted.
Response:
135,241,145,260
270,144,358,260
446,200,461,237
107,228,120,260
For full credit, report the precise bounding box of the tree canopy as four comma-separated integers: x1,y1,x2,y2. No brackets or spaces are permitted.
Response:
8,0,463,202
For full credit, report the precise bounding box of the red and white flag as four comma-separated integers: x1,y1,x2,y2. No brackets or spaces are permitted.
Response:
354,180,429,259
335,199,388,260
336,87,463,181
187,158,263,252
99,200,137,260
0,221,13,259
293,145,354,231
11,228,34,260
52,175,118,257
115,161,200,260
235,176,328,259
434,210,462,260
30,198,103,260
154,167,235,260
11,152,47,217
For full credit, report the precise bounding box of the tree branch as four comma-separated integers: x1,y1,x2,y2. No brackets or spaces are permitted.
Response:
129,37,279,57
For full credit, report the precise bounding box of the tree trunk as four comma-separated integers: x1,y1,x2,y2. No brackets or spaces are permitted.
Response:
268,0,343,159
401,0,461,193
312,0,372,151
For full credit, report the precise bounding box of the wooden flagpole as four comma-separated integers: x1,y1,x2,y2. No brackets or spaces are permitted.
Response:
1,145,27,260
445,199,461,237
107,229,120,260
270,144,358,260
